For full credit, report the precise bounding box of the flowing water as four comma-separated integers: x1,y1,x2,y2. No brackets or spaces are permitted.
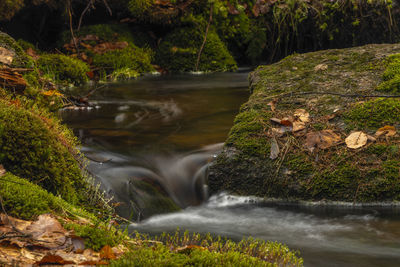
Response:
62,72,400,267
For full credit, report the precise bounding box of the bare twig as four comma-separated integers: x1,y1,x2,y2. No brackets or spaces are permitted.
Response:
67,0,80,57
102,0,112,16
78,0,94,32
195,4,213,72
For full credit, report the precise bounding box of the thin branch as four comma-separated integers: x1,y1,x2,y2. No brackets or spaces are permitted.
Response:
67,0,80,57
102,0,112,16
195,4,213,72
78,0,94,32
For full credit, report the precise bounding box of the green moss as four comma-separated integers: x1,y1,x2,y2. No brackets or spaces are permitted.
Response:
59,24,154,77
65,223,126,251
127,0,154,18
0,172,96,221
0,100,85,203
311,164,360,200
16,39,38,52
344,98,400,130
0,31,33,68
155,27,237,72
111,231,303,267
376,54,400,93
226,109,271,157
37,54,90,86
93,47,154,76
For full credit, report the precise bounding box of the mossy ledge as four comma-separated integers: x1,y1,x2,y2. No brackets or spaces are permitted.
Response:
209,43,400,203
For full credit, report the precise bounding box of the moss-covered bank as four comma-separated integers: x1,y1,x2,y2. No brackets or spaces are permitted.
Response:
209,43,400,203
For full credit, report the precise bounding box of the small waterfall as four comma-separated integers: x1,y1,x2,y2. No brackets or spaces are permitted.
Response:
86,143,223,220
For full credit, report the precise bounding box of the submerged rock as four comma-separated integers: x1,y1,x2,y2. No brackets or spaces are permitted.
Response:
209,43,400,203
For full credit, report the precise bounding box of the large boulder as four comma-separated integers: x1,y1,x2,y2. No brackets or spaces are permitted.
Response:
209,43,400,203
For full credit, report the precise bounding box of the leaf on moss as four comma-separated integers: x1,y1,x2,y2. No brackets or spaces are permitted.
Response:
267,99,277,112
0,47,14,65
294,109,310,123
100,245,116,260
345,131,368,149
375,125,397,138
314,63,328,72
305,130,341,152
270,137,280,160
36,254,75,265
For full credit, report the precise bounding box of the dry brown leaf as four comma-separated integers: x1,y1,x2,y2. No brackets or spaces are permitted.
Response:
375,125,397,138
305,130,341,152
267,99,277,112
36,254,75,265
270,118,281,124
268,127,285,137
280,117,293,127
367,135,376,142
270,137,280,160
345,131,368,149
100,245,116,260
314,63,328,72
0,47,14,65
294,109,310,123
293,121,306,132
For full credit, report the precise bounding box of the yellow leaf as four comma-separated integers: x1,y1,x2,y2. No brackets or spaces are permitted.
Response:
345,131,368,149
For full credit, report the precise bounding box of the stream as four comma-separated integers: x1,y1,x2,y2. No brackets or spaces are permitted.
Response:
62,72,400,267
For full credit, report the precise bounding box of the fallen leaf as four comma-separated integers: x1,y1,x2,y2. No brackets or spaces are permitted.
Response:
36,254,75,265
268,127,285,137
294,109,310,122
0,47,14,65
280,117,293,127
367,135,376,142
25,214,68,249
375,125,396,138
42,90,63,97
314,63,328,72
345,131,368,149
270,137,280,160
100,245,116,260
270,118,282,124
305,130,341,152
71,236,85,253
293,121,306,132
267,99,277,112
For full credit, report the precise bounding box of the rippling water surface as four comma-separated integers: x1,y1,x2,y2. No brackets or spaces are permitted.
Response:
62,72,400,267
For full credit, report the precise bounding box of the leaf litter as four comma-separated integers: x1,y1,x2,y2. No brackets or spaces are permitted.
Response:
0,213,126,265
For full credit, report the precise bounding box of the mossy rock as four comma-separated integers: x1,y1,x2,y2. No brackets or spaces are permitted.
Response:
37,54,90,86
0,100,86,203
59,24,154,77
0,172,96,221
209,43,400,203
59,24,136,48
0,31,33,68
93,46,153,77
155,27,237,72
